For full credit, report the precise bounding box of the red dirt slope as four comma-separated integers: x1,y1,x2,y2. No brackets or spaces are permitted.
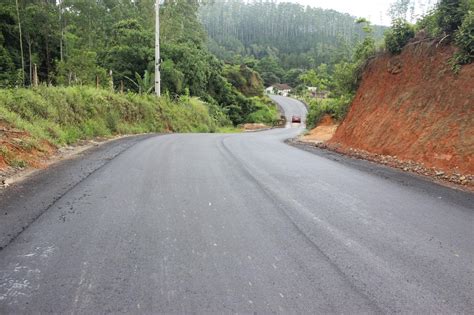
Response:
329,41,474,175
0,120,55,171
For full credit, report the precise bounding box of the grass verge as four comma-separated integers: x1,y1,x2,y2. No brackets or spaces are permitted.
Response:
0,86,226,169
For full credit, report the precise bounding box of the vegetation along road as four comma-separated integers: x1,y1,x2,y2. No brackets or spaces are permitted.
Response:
0,96,472,313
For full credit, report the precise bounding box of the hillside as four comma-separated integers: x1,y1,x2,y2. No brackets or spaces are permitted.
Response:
328,41,474,176
199,0,386,74
0,0,276,126
0,87,221,174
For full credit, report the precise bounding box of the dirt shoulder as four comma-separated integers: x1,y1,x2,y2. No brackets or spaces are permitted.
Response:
1,135,146,189
291,137,473,192
242,123,273,132
301,115,339,143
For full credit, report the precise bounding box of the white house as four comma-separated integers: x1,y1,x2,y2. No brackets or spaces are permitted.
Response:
265,84,292,97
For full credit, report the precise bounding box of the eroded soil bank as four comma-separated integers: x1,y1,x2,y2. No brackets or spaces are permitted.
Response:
329,41,473,177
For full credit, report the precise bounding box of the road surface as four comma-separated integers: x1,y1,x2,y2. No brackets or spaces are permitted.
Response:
0,96,473,313
272,95,308,125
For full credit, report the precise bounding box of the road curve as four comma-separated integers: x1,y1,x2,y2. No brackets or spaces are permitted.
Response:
0,96,473,313
270,94,308,124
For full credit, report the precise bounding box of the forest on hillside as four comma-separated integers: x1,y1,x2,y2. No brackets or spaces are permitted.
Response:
0,0,280,126
199,0,387,72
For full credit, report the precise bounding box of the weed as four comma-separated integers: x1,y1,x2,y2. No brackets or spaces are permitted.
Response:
0,145,10,159
18,138,40,151
0,145,27,168
9,158,27,168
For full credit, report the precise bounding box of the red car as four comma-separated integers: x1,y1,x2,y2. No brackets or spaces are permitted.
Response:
291,115,301,123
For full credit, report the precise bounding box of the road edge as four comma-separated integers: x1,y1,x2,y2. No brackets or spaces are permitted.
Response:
286,138,474,207
0,134,158,251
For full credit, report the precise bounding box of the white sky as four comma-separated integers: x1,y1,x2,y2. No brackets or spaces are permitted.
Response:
277,0,436,26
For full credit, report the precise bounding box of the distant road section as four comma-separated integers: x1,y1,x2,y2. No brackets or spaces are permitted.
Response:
270,94,308,125
0,96,472,313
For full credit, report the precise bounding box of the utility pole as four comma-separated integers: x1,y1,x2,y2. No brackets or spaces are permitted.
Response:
155,0,161,97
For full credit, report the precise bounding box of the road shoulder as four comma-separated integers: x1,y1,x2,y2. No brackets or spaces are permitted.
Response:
287,139,474,207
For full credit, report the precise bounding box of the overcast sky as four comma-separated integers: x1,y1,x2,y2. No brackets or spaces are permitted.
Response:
277,0,436,26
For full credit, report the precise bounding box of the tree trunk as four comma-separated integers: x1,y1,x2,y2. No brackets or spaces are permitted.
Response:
15,0,25,86
27,38,32,86
59,0,64,62
45,39,50,83
32,64,38,87
109,70,114,92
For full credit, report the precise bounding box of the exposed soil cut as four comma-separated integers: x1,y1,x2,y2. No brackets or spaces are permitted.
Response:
0,121,56,172
329,41,473,176
0,120,133,188
302,115,339,143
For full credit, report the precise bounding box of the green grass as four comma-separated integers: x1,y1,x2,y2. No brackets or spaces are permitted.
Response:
216,126,243,133
0,86,225,148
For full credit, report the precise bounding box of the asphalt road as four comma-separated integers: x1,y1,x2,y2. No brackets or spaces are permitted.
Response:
1,96,473,313
271,95,308,125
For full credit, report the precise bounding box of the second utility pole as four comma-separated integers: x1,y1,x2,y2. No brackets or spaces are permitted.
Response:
155,0,161,97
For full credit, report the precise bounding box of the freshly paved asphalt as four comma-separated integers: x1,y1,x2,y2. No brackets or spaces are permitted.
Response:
0,96,473,313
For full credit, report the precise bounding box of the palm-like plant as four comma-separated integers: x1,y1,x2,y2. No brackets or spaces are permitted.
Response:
125,70,155,94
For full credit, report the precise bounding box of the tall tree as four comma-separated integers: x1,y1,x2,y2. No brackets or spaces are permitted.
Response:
14,0,24,85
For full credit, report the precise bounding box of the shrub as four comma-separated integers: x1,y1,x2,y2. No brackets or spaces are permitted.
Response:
437,0,469,34
306,95,353,129
385,19,416,54
454,10,474,64
245,97,279,125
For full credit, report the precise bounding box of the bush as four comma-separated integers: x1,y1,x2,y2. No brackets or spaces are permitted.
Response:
437,0,469,34
385,19,416,54
245,97,279,125
416,9,442,37
330,62,358,97
306,95,353,129
454,10,474,64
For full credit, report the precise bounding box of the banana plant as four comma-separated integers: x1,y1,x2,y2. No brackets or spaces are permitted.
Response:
125,70,155,94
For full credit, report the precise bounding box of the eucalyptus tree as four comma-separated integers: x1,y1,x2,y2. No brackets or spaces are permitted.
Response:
15,0,24,85
199,0,387,70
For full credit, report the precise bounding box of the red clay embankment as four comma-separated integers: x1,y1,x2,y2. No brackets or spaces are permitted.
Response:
329,41,474,175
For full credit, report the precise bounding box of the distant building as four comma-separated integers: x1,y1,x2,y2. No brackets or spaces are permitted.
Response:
265,84,292,97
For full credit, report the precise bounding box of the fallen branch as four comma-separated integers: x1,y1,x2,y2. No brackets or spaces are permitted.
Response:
436,34,450,48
